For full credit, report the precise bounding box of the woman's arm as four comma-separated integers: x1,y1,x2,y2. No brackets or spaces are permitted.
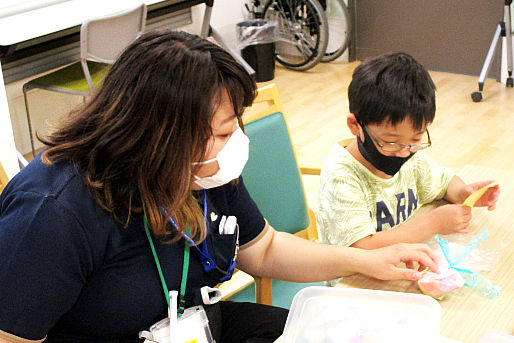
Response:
0,330,43,343
237,224,439,282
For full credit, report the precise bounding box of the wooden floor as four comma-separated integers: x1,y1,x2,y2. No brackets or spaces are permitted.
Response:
256,61,514,206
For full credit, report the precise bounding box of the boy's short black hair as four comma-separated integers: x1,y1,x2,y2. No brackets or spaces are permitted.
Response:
348,52,436,131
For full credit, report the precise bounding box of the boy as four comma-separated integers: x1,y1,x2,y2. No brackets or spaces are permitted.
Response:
317,53,499,263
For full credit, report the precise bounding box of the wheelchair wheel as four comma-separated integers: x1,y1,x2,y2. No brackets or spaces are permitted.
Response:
319,0,351,62
263,0,328,71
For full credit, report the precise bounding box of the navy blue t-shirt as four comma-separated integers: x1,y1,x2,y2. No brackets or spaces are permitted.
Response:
0,155,265,341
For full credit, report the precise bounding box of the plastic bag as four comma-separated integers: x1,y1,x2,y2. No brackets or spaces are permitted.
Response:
431,230,501,299
425,230,504,272
236,19,278,50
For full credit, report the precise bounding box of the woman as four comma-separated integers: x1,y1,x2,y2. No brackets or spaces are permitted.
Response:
0,30,437,342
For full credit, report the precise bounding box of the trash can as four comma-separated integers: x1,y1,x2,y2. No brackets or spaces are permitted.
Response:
236,19,277,82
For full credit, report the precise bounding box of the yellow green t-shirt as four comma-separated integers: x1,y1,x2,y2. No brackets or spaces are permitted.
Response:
317,143,454,248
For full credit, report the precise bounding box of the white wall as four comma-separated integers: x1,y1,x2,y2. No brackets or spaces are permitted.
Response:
0,61,20,178
210,0,246,49
189,0,246,49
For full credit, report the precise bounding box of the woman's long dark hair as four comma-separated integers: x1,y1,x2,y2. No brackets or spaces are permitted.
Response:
41,30,257,242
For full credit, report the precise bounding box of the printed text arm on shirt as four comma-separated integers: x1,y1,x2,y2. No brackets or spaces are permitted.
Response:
237,224,439,281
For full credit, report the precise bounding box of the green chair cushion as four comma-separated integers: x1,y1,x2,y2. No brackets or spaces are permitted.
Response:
242,112,309,234
27,61,110,95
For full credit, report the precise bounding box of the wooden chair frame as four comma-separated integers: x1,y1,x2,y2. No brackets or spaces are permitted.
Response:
0,162,9,195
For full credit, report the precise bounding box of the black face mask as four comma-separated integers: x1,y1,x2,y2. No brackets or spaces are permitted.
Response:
357,125,415,176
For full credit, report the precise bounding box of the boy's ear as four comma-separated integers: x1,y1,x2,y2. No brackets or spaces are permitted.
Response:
347,113,361,136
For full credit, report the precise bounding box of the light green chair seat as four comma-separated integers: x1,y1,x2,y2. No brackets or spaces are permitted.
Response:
25,61,110,96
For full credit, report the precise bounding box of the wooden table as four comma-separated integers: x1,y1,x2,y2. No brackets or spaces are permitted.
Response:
334,165,514,342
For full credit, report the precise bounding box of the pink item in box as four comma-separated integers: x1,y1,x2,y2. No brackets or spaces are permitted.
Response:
418,268,464,300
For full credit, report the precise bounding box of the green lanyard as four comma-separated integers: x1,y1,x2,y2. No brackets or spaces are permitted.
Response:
143,216,189,317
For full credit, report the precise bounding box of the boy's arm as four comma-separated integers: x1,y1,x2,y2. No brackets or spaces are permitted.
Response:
443,175,471,204
352,175,501,249
350,203,470,249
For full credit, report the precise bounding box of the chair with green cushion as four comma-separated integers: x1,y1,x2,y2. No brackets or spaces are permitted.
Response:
218,83,324,308
22,3,147,156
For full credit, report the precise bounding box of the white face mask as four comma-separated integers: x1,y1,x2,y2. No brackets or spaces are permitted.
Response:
192,127,249,189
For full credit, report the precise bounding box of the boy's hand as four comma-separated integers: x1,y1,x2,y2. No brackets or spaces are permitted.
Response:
462,181,500,210
357,243,439,281
430,204,471,235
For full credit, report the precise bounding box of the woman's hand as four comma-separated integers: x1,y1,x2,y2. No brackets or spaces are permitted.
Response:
354,243,439,281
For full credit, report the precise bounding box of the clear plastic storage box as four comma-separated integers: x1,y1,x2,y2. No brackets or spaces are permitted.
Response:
282,286,442,343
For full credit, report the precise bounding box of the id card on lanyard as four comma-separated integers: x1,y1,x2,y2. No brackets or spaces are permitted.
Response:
139,301,213,343
141,190,216,343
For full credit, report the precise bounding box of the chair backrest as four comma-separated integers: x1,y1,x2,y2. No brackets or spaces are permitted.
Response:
0,162,9,195
80,3,147,90
242,84,310,234
219,84,318,305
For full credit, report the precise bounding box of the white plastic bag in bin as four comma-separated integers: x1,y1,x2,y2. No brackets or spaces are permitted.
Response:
236,19,278,50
